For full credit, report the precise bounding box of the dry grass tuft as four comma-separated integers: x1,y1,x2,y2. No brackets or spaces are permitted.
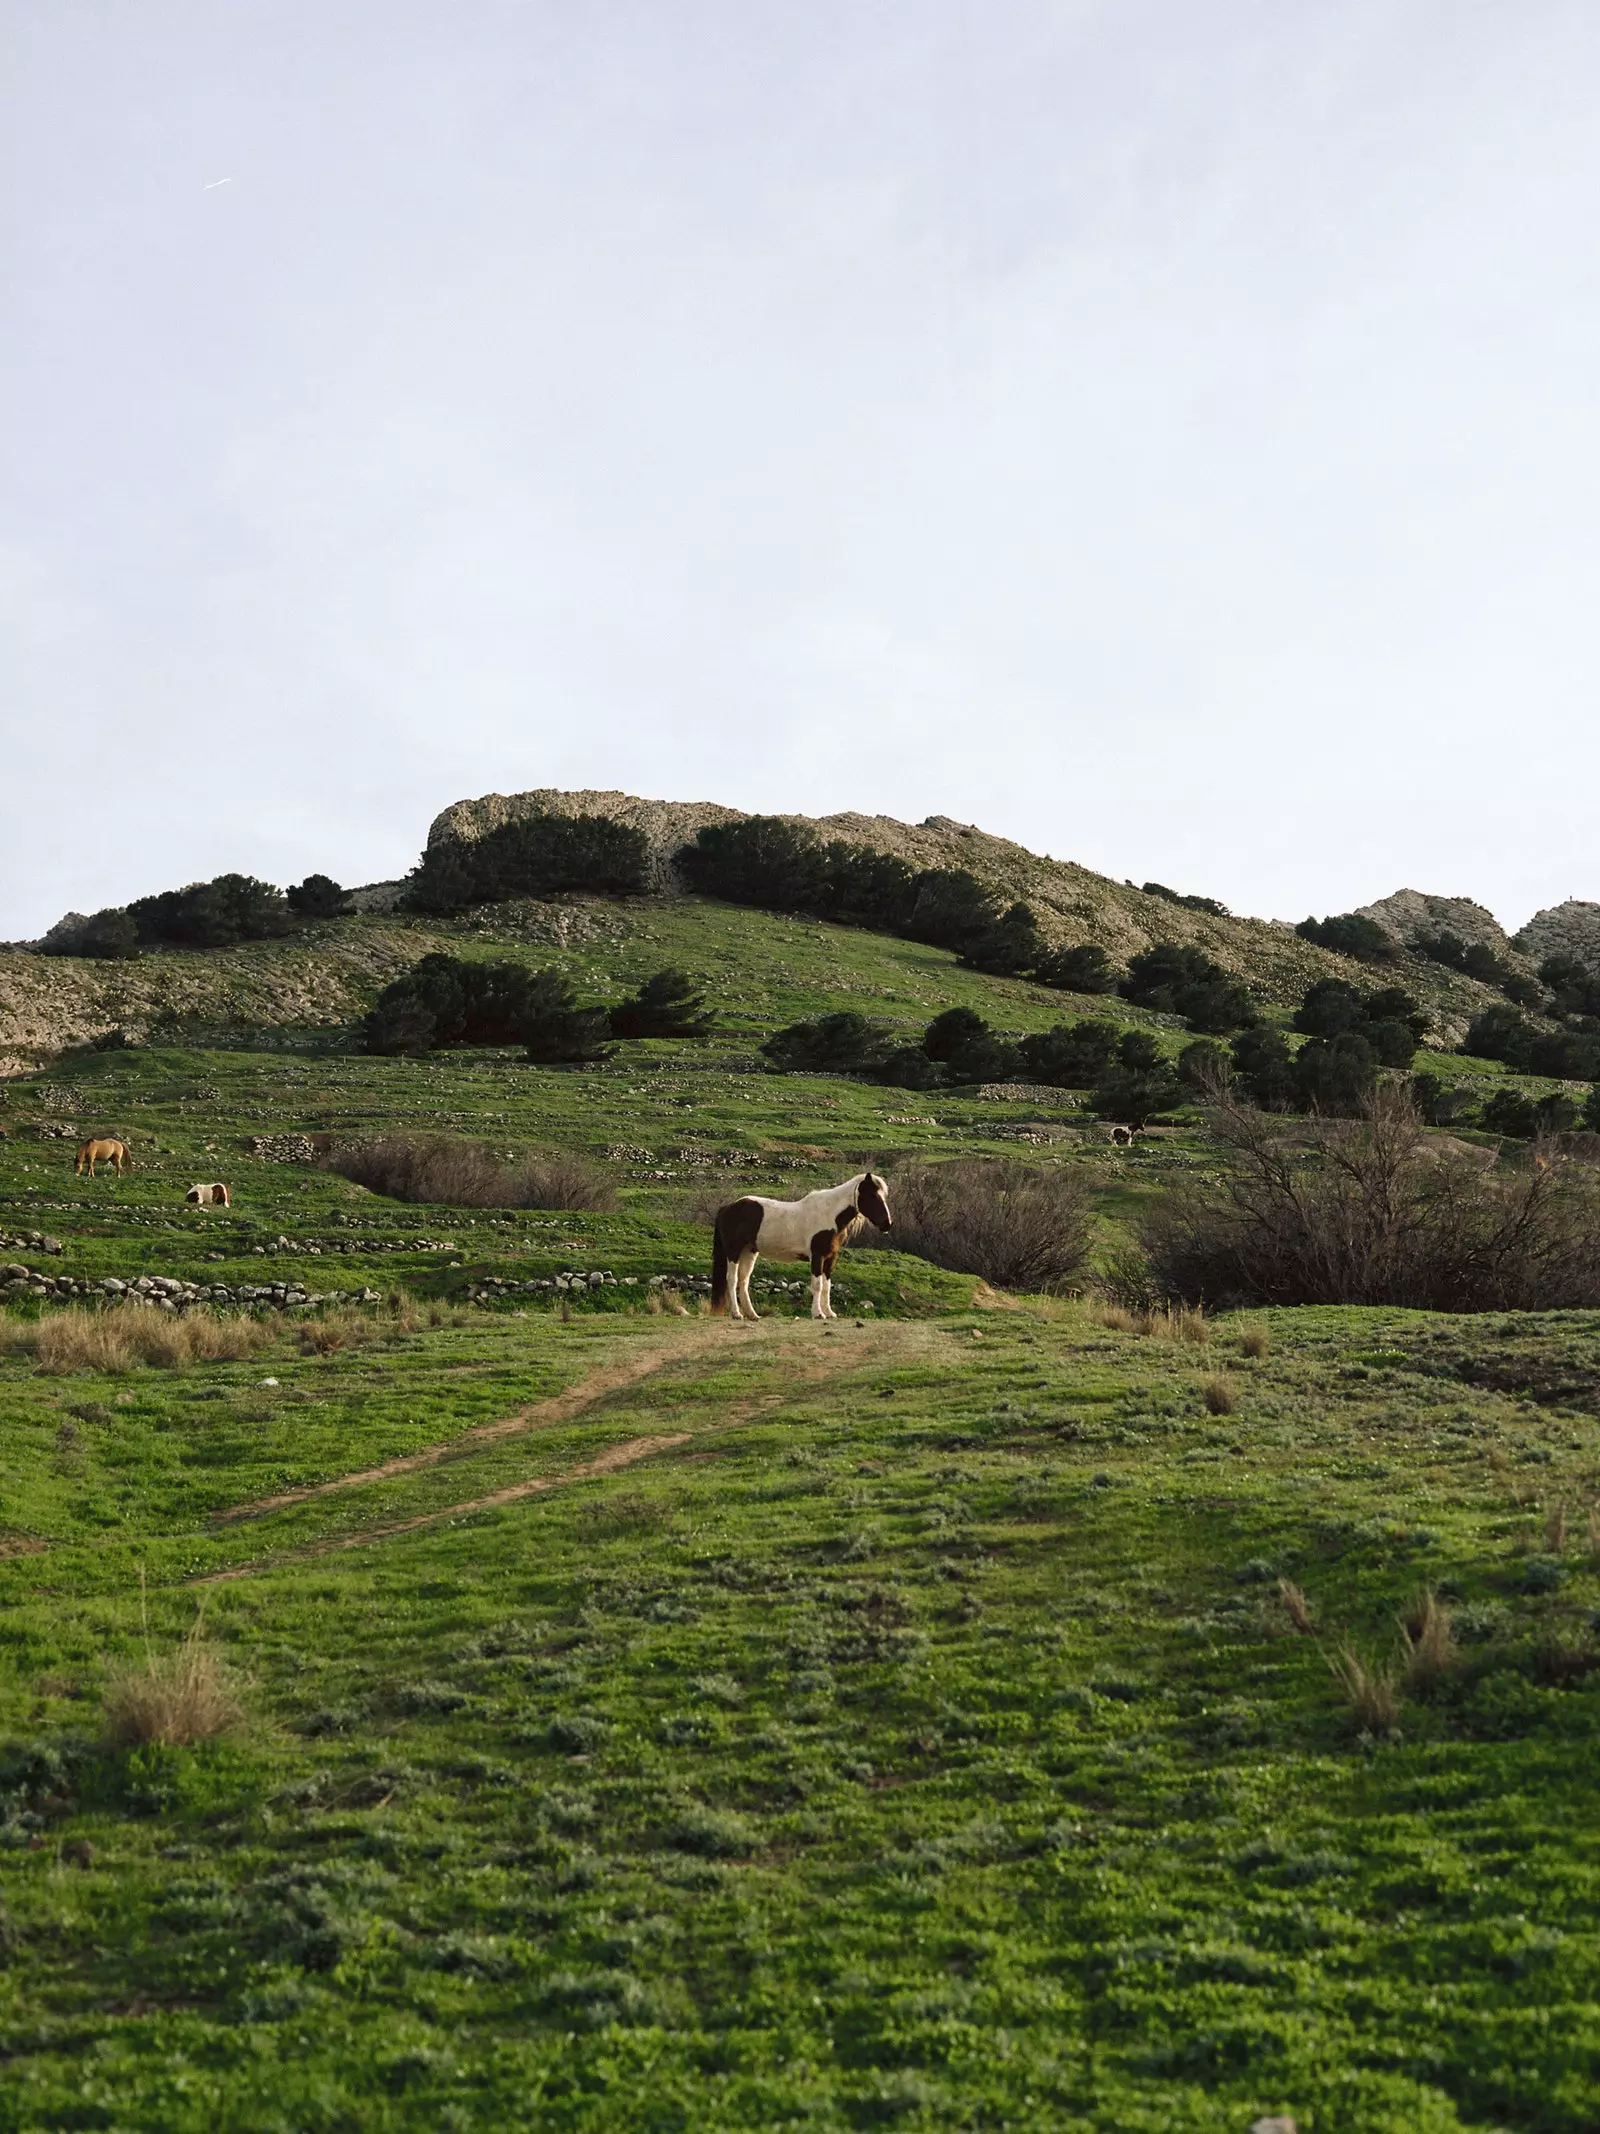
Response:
1545,1502,1569,1554
1277,1579,1316,1635
1327,1645,1402,1733
1201,1372,1239,1416
1587,1506,1600,1560
103,1585,243,1748
1400,1588,1457,1690
30,1303,271,1376
1237,1323,1271,1359
1091,1302,1209,1344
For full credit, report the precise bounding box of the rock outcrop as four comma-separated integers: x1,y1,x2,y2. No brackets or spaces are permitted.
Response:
1354,890,1515,955
1514,900,1600,975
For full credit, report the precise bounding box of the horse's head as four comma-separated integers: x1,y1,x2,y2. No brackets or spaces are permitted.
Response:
857,1171,892,1232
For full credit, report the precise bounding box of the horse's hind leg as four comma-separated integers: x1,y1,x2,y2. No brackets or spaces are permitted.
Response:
736,1251,759,1321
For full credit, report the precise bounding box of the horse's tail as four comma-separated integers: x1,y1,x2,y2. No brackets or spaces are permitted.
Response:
710,1221,729,1316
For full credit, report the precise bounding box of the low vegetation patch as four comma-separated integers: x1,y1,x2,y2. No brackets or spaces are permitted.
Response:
12,1302,272,1375
323,1134,615,1211
869,1156,1091,1292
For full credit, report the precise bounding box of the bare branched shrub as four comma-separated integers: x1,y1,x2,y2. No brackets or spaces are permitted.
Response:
1400,1589,1457,1691
31,1304,271,1375
103,1592,243,1748
324,1135,614,1211
1142,1090,1600,1311
1277,1579,1316,1635
861,1158,1091,1293
1201,1372,1238,1415
1327,1644,1401,1732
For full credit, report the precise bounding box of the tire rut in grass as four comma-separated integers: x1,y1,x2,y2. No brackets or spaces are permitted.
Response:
194,1323,927,1582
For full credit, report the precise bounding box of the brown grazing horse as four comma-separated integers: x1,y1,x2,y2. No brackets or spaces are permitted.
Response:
76,1137,132,1177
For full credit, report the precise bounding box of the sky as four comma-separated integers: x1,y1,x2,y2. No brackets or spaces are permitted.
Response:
5,0,1599,940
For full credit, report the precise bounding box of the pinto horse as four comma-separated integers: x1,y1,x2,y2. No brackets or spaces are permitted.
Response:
711,1171,892,1322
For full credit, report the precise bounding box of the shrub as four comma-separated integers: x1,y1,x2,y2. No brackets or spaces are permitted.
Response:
1482,1088,1580,1140
872,1157,1091,1292
1018,1020,1122,1089
1143,883,1229,916
922,1007,1023,1085
1092,1033,1183,1125
677,817,832,911
961,902,1043,976
323,1135,615,1211
1230,1026,1298,1110
1121,943,1258,1033
406,812,650,911
609,968,713,1040
1540,955,1600,1019
1201,1373,1238,1415
285,874,346,919
823,844,918,930
126,873,293,949
1141,1089,1600,1310
1291,1030,1378,1114
1033,942,1119,994
1177,1039,1232,1093
103,1606,242,1749
29,1304,270,1375
761,1013,891,1076
362,956,611,1061
38,907,140,960
903,868,1001,951
1295,913,1402,964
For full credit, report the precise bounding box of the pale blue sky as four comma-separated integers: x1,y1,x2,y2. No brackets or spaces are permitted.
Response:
5,1,1598,937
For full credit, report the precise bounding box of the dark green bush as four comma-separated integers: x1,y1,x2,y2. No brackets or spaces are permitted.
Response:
1017,1020,1121,1088
1540,955,1600,1019
1292,1031,1379,1114
1033,943,1118,994
1463,1006,1600,1080
1092,1033,1182,1125
960,902,1043,976
127,874,293,949
1177,1039,1232,1092
1481,1088,1581,1140
1122,943,1258,1033
904,869,1000,952
761,1013,890,1076
1230,1026,1298,1110
362,955,611,1060
922,1007,1022,1084
38,908,140,960
609,968,713,1040
1293,979,1422,1070
1408,1071,1477,1126
1295,913,1402,963
286,874,346,919
677,818,831,912
407,813,650,912
1142,882,1229,916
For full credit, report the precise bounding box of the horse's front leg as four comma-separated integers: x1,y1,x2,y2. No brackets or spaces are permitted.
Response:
736,1251,760,1321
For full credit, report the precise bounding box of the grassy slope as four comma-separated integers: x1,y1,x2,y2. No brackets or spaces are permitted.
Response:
1,904,1597,2130
0,874,1508,1070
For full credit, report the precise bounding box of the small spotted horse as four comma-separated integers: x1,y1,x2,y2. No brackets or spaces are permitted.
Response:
711,1171,893,1322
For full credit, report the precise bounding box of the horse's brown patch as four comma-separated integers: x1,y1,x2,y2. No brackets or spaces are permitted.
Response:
716,1197,765,1258
810,1226,842,1276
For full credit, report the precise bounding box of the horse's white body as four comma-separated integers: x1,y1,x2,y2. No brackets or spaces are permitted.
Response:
714,1173,888,1322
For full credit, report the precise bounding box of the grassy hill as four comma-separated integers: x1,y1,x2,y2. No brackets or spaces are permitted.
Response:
1,817,1598,2130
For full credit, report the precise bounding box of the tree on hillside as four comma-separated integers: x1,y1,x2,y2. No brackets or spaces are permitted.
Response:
126,873,294,949
677,818,832,912
287,874,346,919
610,968,714,1040
903,869,1000,952
761,1012,889,1075
921,1006,1023,1084
1122,942,1259,1034
1295,912,1402,964
1292,1031,1379,1114
407,813,650,912
1033,942,1118,994
1092,1031,1182,1126
1017,1020,1121,1088
520,971,614,1063
961,902,1044,977
37,908,140,960
1230,1025,1298,1110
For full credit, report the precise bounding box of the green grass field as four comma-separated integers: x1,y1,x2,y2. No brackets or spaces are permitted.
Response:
2,905,1598,2131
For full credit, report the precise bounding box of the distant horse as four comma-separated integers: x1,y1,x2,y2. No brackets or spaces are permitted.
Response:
712,1171,892,1322
76,1137,131,1177
184,1182,231,1206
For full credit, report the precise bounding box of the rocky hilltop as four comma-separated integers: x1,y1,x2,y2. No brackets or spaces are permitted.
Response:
1514,899,1600,973
1355,890,1518,957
